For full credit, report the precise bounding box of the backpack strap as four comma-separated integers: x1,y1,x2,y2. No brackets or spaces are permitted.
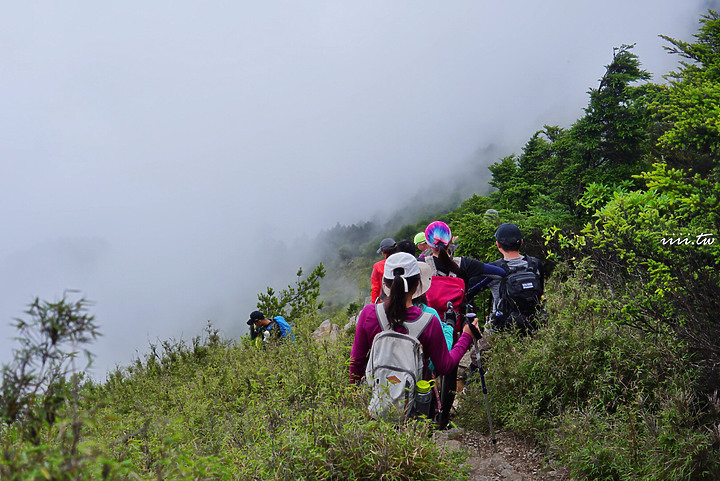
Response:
524,255,544,292
497,257,530,295
405,311,434,339
450,257,462,278
424,257,438,276
499,256,539,274
375,303,392,331
497,259,510,274
524,256,541,274
265,319,282,339
374,303,433,339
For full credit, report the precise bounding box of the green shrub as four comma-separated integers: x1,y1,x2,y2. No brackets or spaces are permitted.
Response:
82,308,469,479
455,262,720,480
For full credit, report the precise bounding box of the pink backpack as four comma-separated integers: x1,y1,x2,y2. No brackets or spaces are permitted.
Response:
423,257,466,337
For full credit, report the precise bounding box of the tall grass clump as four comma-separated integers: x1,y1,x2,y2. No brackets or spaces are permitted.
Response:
455,261,720,480
2,269,471,479
83,312,469,479
0,295,107,479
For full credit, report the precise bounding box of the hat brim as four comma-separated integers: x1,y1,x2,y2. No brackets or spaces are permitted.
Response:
381,261,432,299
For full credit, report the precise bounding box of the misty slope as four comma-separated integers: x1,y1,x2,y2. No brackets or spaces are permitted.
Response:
3,11,720,479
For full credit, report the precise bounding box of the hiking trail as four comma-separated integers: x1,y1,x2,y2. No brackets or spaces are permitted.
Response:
434,428,570,481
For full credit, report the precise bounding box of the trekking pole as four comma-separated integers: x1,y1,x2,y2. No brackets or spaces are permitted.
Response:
464,306,497,448
439,302,458,429
444,301,456,328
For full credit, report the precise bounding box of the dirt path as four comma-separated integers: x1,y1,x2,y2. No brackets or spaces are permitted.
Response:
434,428,570,481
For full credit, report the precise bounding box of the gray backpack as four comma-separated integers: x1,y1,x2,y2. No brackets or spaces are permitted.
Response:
365,304,433,420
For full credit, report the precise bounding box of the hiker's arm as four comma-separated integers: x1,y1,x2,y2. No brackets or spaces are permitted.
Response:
482,262,507,278
466,277,494,299
463,259,505,299
349,306,373,383
422,319,473,376
460,258,505,282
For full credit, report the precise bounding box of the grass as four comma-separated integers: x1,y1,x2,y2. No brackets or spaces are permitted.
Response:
2,312,471,480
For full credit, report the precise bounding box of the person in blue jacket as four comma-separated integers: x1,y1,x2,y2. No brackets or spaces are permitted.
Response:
247,310,294,343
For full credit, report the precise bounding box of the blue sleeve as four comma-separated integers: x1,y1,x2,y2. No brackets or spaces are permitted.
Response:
482,263,507,278
459,257,506,280
462,259,506,298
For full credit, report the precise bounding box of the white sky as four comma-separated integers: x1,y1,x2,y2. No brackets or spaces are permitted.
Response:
0,1,713,378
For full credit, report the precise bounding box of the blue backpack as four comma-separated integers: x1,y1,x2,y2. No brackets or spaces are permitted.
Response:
273,316,295,341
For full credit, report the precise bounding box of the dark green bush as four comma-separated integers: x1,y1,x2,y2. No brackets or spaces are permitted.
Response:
455,263,720,480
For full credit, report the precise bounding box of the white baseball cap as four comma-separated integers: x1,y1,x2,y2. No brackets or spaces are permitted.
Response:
382,252,432,298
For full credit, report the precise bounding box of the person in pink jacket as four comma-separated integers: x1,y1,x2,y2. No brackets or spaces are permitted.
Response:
350,252,480,384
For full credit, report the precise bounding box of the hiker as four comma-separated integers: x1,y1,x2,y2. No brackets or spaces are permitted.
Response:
370,238,397,303
386,241,454,358
247,310,294,344
414,232,433,259
422,221,506,305
413,262,454,371
487,223,545,334
349,252,480,385
396,239,416,256
420,221,506,425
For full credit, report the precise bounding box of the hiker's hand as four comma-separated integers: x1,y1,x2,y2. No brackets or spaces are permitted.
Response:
462,318,480,339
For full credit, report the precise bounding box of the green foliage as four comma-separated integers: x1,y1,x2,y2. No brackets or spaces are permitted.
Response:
85,314,468,479
0,295,120,479
458,13,720,478
488,45,653,220
1,295,99,430
445,194,560,263
579,14,720,377
656,11,720,156
345,301,362,318
582,164,720,389
257,264,326,321
455,264,720,480
445,195,498,261
2,289,469,479
576,180,633,214
574,44,653,174
512,10,720,396
541,225,587,266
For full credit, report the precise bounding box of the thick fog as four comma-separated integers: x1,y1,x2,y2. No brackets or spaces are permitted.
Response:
0,1,713,378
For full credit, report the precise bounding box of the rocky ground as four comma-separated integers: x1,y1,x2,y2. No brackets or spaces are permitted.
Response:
434,428,571,481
